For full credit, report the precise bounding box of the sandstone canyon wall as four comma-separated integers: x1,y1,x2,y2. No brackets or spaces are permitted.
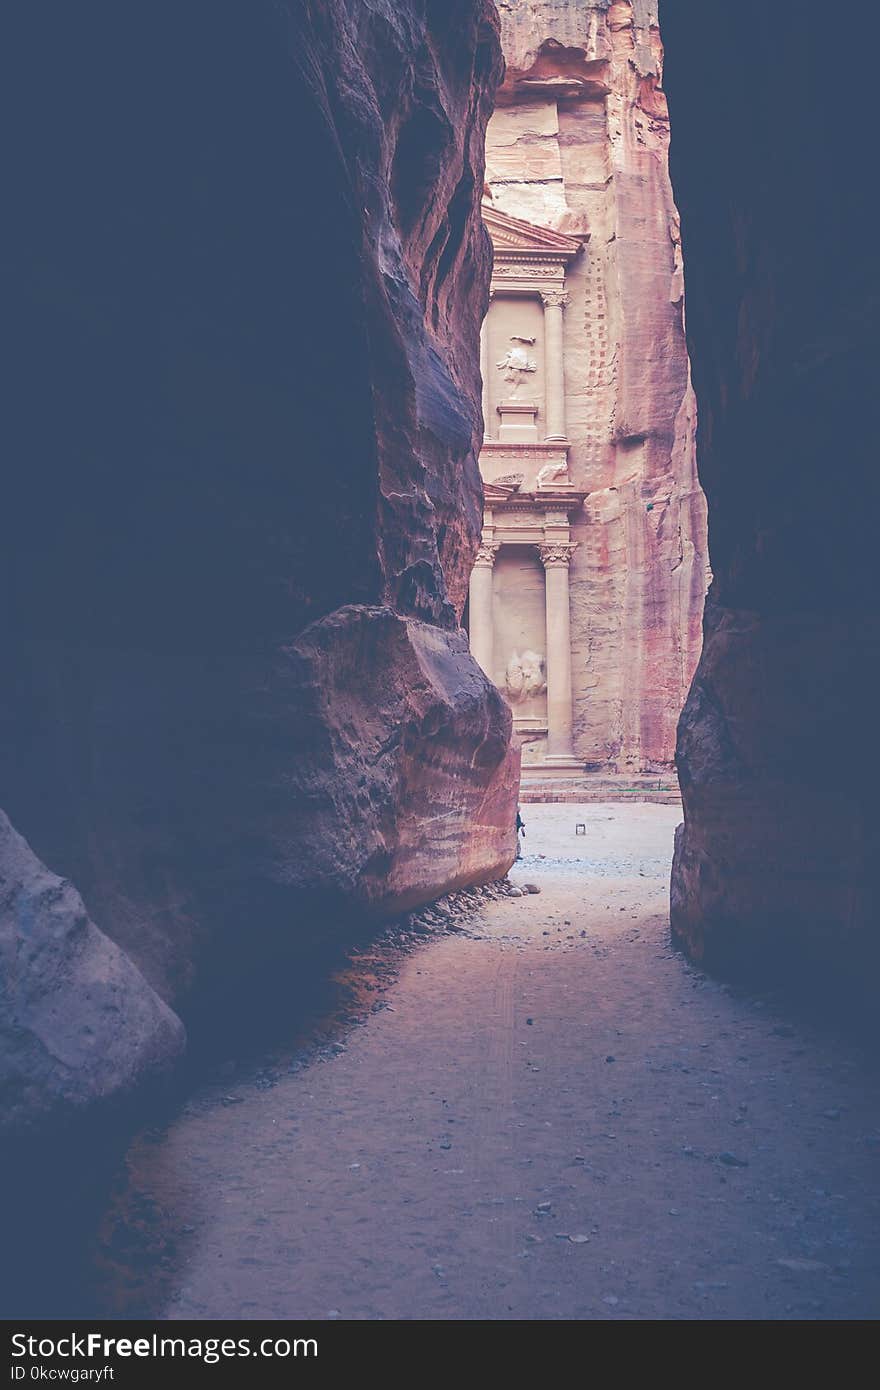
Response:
3,0,514,1134
664,1,880,1003
486,0,708,771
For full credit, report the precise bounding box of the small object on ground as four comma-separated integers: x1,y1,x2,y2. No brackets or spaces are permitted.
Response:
569,1234,590,1244
718,1151,749,1167
523,883,541,894
221,1095,244,1106
526,1017,534,1025
554,1232,570,1240
602,1294,619,1306
822,1109,841,1121
576,824,586,835
777,1258,828,1273
605,1055,615,1063
536,1200,552,1212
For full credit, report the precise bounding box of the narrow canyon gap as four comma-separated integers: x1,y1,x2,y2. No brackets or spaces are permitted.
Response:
474,0,708,780
2,0,878,1325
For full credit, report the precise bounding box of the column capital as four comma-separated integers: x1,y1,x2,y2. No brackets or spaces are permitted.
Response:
539,542,577,569
540,288,569,309
474,541,501,568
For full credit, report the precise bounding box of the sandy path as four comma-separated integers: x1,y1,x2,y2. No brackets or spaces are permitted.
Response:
101,806,880,1320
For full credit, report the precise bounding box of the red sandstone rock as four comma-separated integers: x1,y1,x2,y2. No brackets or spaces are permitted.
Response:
665,2,880,1000
2,0,514,1126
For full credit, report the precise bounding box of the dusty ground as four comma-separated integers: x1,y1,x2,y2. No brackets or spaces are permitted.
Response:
97,805,880,1320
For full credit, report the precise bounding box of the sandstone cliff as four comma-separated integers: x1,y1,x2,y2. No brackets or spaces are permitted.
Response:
486,0,707,771
3,0,513,1131
664,1,880,1002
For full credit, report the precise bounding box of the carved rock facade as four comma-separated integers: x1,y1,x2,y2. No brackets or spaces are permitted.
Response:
478,0,708,774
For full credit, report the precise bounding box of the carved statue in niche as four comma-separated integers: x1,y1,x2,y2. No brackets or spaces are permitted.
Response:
504,649,547,703
536,460,569,488
496,334,537,397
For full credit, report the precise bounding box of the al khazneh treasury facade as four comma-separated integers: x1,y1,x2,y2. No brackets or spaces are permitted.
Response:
468,1,709,777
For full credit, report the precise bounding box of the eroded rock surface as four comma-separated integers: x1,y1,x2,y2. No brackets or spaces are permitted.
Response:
665,2,880,998
3,0,513,1126
0,811,184,1135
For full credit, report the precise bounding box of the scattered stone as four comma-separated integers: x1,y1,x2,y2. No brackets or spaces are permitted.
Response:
821,1109,841,1121
605,1056,615,1063
523,883,541,895
508,887,524,898
718,1151,749,1167
569,1234,590,1244
602,1294,619,1306
526,1018,534,1026
221,1095,244,1106
535,1201,552,1214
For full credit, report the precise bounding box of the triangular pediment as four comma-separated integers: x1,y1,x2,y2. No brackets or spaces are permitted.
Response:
482,202,584,262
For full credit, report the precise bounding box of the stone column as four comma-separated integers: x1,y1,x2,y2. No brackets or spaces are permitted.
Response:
469,542,499,679
480,309,492,440
541,289,568,441
539,542,577,761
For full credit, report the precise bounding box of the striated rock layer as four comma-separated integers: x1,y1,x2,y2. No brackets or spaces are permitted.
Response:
3,0,513,1130
665,2,880,1000
486,0,708,771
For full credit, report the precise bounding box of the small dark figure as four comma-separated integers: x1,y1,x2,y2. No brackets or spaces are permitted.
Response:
515,808,525,860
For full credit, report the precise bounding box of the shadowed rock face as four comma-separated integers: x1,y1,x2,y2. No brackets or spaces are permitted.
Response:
664,2,880,1001
0,812,185,1136
2,0,513,1126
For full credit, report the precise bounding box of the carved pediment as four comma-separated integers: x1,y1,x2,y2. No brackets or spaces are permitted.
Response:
482,203,584,263
484,473,524,501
